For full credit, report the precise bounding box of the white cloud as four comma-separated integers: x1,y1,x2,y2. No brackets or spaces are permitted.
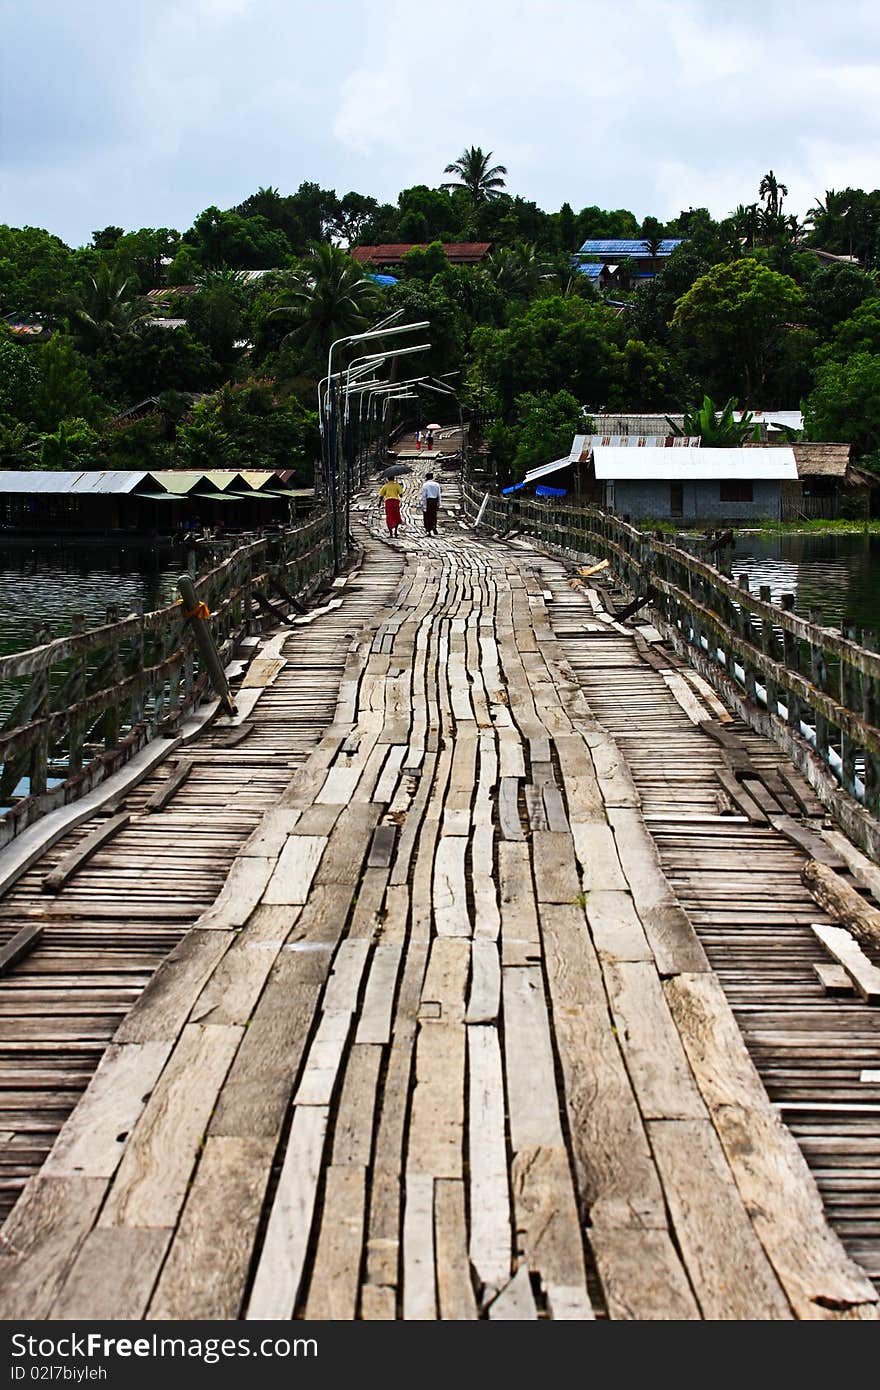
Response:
2,0,879,244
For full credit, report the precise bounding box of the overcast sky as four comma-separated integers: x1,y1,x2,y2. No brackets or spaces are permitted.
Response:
2,0,879,248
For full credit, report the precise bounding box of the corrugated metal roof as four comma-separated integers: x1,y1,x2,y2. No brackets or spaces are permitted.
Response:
592,447,797,481
202,471,247,490
733,409,804,430
523,456,573,484
744,442,851,477
147,471,211,494
576,238,684,256
352,242,492,264
574,263,606,279
0,471,149,495
570,433,700,461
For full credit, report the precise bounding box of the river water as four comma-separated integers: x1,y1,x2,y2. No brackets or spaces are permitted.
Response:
732,530,880,636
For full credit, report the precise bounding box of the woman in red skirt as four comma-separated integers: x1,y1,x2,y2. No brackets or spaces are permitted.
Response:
378,477,404,536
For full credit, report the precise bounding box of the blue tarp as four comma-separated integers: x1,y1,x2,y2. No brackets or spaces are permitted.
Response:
501,481,525,494
536,485,567,498
368,273,399,286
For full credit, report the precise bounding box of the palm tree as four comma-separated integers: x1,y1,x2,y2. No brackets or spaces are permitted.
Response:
267,243,379,357
759,170,788,218
73,265,150,348
484,243,551,298
442,146,508,205
730,202,760,249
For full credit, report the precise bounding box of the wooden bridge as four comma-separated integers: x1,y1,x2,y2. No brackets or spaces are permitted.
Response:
0,455,879,1320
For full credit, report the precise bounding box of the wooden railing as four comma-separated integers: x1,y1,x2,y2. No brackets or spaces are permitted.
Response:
463,481,880,848
0,513,334,847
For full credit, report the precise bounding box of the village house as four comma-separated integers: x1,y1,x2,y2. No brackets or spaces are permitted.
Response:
572,238,685,286
351,242,493,271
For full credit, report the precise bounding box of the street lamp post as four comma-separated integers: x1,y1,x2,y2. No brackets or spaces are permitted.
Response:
322,319,429,568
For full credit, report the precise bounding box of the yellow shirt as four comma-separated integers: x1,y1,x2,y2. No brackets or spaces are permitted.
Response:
379,481,403,500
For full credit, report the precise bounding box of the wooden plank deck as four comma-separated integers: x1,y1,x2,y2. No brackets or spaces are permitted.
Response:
0,467,876,1320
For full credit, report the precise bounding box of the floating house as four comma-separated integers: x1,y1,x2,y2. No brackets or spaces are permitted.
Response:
0,470,312,537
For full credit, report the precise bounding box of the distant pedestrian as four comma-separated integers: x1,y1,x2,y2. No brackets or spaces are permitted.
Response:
425,429,434,451
378,477,404,536
420,473,441,534
415,429,422,451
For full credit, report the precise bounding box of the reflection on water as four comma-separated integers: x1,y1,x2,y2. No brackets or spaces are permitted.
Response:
0,545,187,722
0,544,184,658
732,531,880,636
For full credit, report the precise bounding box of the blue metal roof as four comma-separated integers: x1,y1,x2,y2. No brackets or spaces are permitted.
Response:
574,262,605,278
575,238,684,256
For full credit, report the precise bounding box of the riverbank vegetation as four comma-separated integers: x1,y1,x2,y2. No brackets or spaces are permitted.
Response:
2,157,879,484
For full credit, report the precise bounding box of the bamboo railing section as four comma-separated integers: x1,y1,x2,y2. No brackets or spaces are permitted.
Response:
0,513,334,847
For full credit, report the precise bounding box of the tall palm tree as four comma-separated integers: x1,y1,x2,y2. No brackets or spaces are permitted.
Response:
267,243,378,357
730,202,760,249
73,265,151,348
759,170,788,218
442,146,508,205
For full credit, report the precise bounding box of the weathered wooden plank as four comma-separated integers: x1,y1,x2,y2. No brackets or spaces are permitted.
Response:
605,805,709,974
262,835,326,905
293,1010,352,1105
41,813,131,893
304,1165,366,1320
0,1175,106,1319
0,924,43,977
666,971,878,1317
332,1045,383,1167
360,1284,396,1319
487,1264,538,1320
589,1228,700,1320
245,1105,328,1320
195,857,274,929
101,1023,243,1229
356,944,403,1045
648,1118,790,1319
115,930,235,1044
585,889,652,963
432,836,471,938
532,830,581,904
803,859,880,951
52,1228,172,1320
571,821,627,891
434,1178,479,1320
402,1173,436,1320
144,758,193,813
813,961,855,996
604,961,706,1121
43,1041,172,1178
467,1025,511,1299
502,966,563,1150
466,938,501,1023
511,1146,592,1317
407,1023,465,1178
811,923,880,1004
148,1136,275,1319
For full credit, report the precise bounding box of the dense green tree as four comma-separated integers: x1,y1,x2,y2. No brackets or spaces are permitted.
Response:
0,225,83,316
574,206,640,243
91,226,124,251
112,228,180,291
808,269,877,338
186,270,251,366
496,388,583,480
605,338,674,411
330,192,381,247
39,417,101,469
186,206,292,270
0,335,40,422
400,242,451,284
672,258,804,401
805,352,880,457
472,295,622,414
33,335,102,430
632,246,710,343
97,324,217,399
442,147,508,205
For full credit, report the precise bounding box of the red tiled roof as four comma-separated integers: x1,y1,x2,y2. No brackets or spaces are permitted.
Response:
352,242,492,266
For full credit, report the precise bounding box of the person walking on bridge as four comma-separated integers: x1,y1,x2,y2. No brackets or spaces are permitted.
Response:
378,476,404,537
420,472,441,535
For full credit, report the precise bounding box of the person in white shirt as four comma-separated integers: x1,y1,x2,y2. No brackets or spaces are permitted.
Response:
420,473,441,534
